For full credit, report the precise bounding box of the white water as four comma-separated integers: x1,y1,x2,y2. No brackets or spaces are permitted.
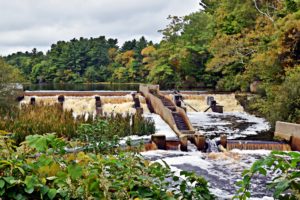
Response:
206,139,219,152
119,113,179,146
143,113,178,140
20,94,138,116
188,112,271,140
181,93,244,112
141,149,273,199
21,92,245,115
64,97,96,116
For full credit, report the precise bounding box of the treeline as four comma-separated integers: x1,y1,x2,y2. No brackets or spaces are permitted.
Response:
2,0,300,124
4,37,153,84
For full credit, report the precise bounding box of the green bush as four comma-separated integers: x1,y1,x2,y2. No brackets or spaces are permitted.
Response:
234,151,300,200
101,113,155,137
0,133,215,200
216,75,240,92
76,120,120,154
76,113,155,154
249,67,300,126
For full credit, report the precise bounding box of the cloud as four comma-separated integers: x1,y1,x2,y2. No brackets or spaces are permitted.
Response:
0,0,200,55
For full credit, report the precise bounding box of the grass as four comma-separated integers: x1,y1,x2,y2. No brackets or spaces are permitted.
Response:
0,104,155,144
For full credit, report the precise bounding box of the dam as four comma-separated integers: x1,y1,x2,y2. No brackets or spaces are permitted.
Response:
18,84,293,152
15,85,287,199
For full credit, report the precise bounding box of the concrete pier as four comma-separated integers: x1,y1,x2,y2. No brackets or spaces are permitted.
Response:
275,121,300,151
151,135,166,150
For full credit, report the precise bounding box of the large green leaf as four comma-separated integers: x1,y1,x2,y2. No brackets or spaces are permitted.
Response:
67,164,83,180
0,180,5,188
47,188,57,200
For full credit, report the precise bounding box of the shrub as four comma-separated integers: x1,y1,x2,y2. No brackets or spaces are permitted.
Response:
76,120,120,154
99,112,155,137
234,151,300,200
216,75,240,92
0,104,88,144
249,67,300,126
76,113,155,154
0,133,215,200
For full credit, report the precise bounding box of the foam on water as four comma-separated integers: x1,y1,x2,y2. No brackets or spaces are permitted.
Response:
101,95,133,104
20,94,138,115
63,97,96,116
188,112,271,140
102,102,136,114
182,93,244,112
141,149,273,199
21,96,58,106
206,139,219,152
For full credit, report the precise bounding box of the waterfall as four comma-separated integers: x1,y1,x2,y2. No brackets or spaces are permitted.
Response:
63,97,96,116
20,94,142,116
181,94,244,112
206,139,219,152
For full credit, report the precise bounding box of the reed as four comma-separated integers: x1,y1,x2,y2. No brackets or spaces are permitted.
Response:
0,104,155,144
0,104,89,144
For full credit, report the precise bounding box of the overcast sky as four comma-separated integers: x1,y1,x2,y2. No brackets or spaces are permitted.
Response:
0,0,200,56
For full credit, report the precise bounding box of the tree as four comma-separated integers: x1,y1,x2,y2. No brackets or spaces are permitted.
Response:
0,58,24,111
147,64,180,89
121,39,137,52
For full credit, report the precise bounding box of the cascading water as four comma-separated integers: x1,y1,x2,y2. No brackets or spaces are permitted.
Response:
138,95,150,113
101,95,135,114
63,97,96,116
20,94,148,116
20,96,58,106
206,139,219,152
180,94,244,112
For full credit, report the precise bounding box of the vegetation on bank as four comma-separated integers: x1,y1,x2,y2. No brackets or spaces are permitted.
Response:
0,105,155,145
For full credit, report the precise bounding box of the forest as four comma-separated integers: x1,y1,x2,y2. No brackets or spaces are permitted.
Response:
2,0,300,125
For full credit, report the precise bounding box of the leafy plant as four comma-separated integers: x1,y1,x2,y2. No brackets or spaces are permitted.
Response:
0,132,214,200
76,120,120,154
76,113,155,154
234,151,300,200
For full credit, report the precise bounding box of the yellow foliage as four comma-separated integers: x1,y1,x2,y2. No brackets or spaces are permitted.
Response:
122,50,135,59
115,50,135,67
108,48,118,61
141,46,156,56
38,163,61,177
276,14,300,68
75,151,94,165
0,130,9,135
